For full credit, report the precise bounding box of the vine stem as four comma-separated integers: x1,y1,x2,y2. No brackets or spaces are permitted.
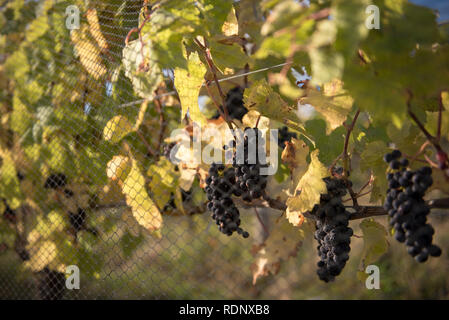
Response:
92,196,449,221
204,80,227,120
330,109,361,176
407,90,445,153
254,195,449,221
254,208,269,236
342,109,361,175
153,91,166,157
193,37,230,122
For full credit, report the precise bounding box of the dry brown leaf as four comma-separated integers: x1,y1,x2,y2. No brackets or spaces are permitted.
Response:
251,219,304,284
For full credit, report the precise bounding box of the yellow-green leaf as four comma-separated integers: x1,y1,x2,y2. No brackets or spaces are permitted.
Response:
243,79,300,126
358,218,389,276
286,150,327,226
122,38,163,98
147,158,179,209
174,51,207,125
25,240,57,272
360,141,389,203
71,28,107,80
103,115,133,144
106,155,131,182
0,150,24,209
122,159,163,232
280,138,309,188
299,79,353,132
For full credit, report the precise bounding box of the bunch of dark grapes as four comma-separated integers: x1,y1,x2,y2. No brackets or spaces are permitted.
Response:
2,201,16,224
277,126,297,148
233,128,268,202
212,86,248,121
383,150,441,262
38,267,66,300
44,173,67,189
68,208,98,238
205,163,249,238
312,178,353,282
204,128,270,237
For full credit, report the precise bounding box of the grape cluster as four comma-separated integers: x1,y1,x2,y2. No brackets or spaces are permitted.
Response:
44,173,67,189
277,126,297,148
233,128,268,202
2,201,16,224
383,150,441,262
68,207,98,238
212,86,248,121
312,178,353,282
38,267,66,300
205,164,249,238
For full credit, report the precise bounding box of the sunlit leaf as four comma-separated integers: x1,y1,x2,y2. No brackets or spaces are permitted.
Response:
122,159,163,232
103,115,133,144
174,51,207,125
286,150,327,226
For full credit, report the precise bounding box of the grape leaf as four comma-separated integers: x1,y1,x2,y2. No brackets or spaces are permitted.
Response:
120,231,145,258
103,115,133,144
235,0,263,45
25,13,49,43
357,218,389,281
174,51,208,125
221,7,238,36
0,150,24,209
122,159,163,232
209,40,249,72
86,8,108,51
71,27,107,80
386,121,425,156
251,218,304,284
299,79,353,132
10,95,32,136
333,0,370,58
122,38,163,98
24,240,57,272
106,155,131,182
281,138,309,188
309,20,343,85
360,141,389,203
197,0,233,35
243,79,300,125
286,150,327,227
147,158,179,209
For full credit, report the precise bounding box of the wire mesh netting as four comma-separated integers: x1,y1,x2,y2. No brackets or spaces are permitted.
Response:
0,0,302,300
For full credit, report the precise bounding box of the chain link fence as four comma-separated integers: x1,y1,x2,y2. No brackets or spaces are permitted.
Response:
0,0,300,300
